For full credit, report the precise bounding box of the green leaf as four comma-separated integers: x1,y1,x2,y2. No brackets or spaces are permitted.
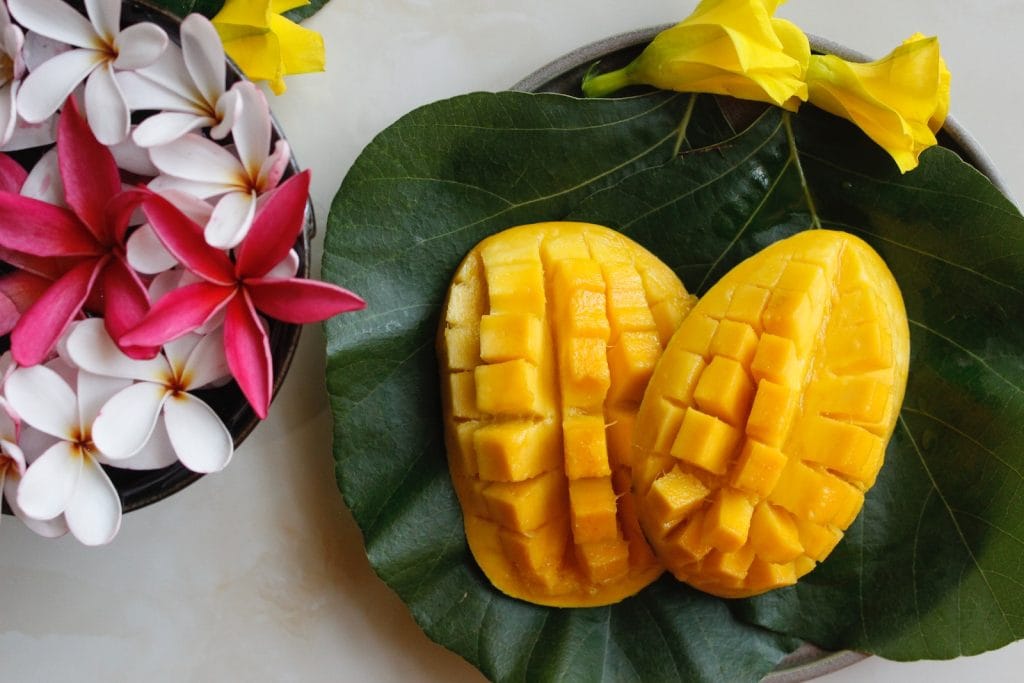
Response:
143,0,225,19
323,90,1024,678
284,0,331,23
324,92,799,682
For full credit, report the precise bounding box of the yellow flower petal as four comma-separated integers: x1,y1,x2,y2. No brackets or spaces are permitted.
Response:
213,0,326,95
268,14,326,74
213,0,271,29
806,35,950,173
583,0,809,109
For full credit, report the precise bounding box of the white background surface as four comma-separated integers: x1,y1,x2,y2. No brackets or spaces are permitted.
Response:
2,1,1022,681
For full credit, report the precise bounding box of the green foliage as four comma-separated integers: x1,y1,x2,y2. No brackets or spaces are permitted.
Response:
323,90,1024,679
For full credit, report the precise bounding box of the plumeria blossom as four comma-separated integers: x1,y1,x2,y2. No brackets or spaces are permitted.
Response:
7,361,131,545
149,81,290,248
65,319,233,473
0,3,26,146
0,97,152,366
212,0,326,95
9,0,168,145
121,14,242,148
121,170,365,418
0,376,68,538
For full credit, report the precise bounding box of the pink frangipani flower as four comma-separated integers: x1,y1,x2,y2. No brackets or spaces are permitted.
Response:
66,318,234,473
0,97,152,366
120,170,365,418
9,0,168,145
149,80,290,248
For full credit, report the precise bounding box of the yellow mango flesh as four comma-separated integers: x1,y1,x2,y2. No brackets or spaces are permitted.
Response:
633,230,909,598
438,222,696,607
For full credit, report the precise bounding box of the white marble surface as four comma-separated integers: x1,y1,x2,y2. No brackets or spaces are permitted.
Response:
2,1,1023,680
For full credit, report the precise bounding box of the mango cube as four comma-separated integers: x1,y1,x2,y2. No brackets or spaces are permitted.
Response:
746,380,797,447
725,284,771,333
702,488,754,551
645,465,709,531
562,415,611,480
731,439,788,498
483,470,567,533
486,261,546,316
559,336,611,409
750,333,803,388
748,503,803,563
670,408,742,475
607,330,662,403
569,477,620,544
475,359,543,416
693,356,755,427
479,313,543,364
474,420,560,482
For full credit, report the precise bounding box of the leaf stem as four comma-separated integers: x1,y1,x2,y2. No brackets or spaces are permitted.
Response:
672,94,698,158
783,112,822,229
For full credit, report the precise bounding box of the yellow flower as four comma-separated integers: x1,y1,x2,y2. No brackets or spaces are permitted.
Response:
582,0,809,111
213,0,325,95
805,34,951,173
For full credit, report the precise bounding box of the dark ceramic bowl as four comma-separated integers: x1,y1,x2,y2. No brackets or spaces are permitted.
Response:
1,0,311,515
511,25,1009,682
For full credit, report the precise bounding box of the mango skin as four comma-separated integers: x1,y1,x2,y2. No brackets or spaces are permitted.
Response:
438,221,695,607
632,230,909,598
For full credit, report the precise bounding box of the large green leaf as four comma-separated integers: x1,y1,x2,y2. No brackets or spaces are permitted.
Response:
323,90,1024,679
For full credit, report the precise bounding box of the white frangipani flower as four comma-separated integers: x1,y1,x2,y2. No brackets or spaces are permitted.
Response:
9,0,168,145
7,361,131,545
0,3,26,146
121,13,241,148
0,395,69,538
149,80,290,248
65,319,234,474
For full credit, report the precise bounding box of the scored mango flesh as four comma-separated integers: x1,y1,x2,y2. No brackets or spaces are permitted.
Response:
632,230,909,598
438,222,696,607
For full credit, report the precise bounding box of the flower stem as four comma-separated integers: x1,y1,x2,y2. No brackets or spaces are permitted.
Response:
783,112,821,229
672,94,698,158
581,65,634,98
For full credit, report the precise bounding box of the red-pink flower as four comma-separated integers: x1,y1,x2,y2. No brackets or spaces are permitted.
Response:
120,170,365,418
0,99,151,365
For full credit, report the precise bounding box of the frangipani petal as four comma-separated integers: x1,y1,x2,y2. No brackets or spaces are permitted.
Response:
0,151,28,194
112,22,167,71
92,381,168,460
16,48,101,123
141,191,235,283
149,133,244,188
0,270,52,335
64,454,121,545
4,473,69,537
256,138,290,191
236,170,310,277
209,86,240,140
126,223,179,274
163,333,201,374
20,148,64,205
11,257,103,367
147,174,231,200
101,256,157,359
266,249,300,279
205,189,257,249
224,291,272,419
5,364,78,438
75,369,132,430
59,96,121,239
231,82,271,179
109,130,161,176
0,82,18,146
118,69,196,112
16,440,81,520
84,0,120,45
114,417,177,470
246,278,366,323
65,318,168,381
181,14,225,106
0,191,100,257
132,110,212,148
164,393,233,473
181,327,229,389
84,63,130,145
8,0,99,49
119,281,233,348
